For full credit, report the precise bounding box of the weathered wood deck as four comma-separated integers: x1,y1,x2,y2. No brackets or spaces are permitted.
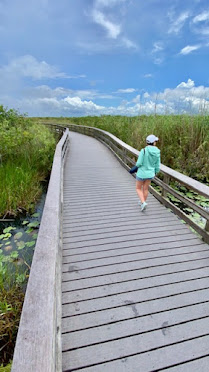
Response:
62,132,209,372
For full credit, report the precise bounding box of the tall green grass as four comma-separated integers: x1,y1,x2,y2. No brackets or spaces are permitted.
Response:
0,161,43,216
0,106,56,217
35,115,209,182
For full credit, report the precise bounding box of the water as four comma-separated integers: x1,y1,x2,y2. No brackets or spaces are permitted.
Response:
153,182,209,229
0,192,46,278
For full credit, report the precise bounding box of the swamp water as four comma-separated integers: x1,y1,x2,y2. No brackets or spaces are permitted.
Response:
152,181,209,232
0,192,46,288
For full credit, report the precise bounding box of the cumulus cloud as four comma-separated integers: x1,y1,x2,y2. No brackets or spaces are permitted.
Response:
132,94,140,103
177,79,195,88
168,11,190,34
0,55,84,80
1,74,209,117
156,79,209,114
63,96,105,113
180,45,200,55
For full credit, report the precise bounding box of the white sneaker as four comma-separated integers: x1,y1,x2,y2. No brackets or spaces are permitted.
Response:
141,202,147,212
138,201,142,206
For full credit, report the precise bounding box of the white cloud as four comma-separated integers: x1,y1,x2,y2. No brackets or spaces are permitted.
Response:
193,11,209,23
89,0,136,50
63,96,104,112
177,79,195,88
132,94,140,103
121,37,138,49
168,11,190,34
92,9,121,39
198,27,209,35
143,74,153,78
0,55,84,80
26,85,115,100
152,42,164,53
180,45,201,55
144,92,150,98
116,88,136,93
95,0,127,7
153,57,164,65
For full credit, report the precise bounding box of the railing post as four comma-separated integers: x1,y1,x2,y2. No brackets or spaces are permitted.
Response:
205,220,209,232
122,148,127,163
162,175,170,198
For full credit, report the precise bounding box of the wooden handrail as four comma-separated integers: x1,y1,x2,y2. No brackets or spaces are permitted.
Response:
49,122,208,243
11,129,70,372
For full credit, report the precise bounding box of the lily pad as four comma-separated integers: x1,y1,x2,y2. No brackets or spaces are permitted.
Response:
26,228,34,234
14,232,23,240
26,241,36,248
22,220,29,225
10,251,19,259
27,221,40,228
3,226,16,233
32,212,40,217
4,245,13,252
17,241,25,250
185,208,193,212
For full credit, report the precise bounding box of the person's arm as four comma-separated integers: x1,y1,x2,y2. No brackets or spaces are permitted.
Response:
155,152,161,174
136,149,144,168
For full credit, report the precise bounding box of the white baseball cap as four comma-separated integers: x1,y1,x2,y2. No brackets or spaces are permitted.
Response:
146,134,159,144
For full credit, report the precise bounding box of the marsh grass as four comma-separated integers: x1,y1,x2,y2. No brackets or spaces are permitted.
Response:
36,114,209,182
0,106,56,366
0,106,56,217
0,258,25,366
0,362,12,372
0,160,43,216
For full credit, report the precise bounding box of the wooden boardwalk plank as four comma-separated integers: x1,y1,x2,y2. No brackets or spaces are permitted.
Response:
67,336,209,372
62,319,209,370
62,301,209,350
61,131,209,372
62,266,209,303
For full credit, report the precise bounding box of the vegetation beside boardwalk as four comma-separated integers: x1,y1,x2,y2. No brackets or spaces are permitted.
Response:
0,105,56,217
36,114,209,183
0,105,57,368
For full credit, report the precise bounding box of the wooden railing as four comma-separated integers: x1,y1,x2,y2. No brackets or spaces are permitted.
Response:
50,122,209,244
11,129,70,372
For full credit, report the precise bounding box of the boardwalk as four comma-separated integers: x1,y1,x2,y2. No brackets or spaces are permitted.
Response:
62,132,209,372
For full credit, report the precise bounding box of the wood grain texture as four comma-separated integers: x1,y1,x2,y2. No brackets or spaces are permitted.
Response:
61,131,209,372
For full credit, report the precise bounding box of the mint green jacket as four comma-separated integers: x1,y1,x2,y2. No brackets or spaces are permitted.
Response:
136,145,161,179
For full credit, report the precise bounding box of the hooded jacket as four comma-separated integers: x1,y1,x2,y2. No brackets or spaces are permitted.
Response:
136,145,161,179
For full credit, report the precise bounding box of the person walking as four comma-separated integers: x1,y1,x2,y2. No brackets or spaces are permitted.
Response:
135,134,161,211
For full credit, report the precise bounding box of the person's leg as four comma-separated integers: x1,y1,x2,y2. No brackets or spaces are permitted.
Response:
136,180,145,203
143,179,151,201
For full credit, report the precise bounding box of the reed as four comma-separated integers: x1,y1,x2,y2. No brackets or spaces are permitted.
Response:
35,114,209,182
0,106,56,217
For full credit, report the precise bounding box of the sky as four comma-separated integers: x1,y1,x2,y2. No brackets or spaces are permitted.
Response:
1,0,209,117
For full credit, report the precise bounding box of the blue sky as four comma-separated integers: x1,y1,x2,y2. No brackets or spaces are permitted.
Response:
1,0,209,116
